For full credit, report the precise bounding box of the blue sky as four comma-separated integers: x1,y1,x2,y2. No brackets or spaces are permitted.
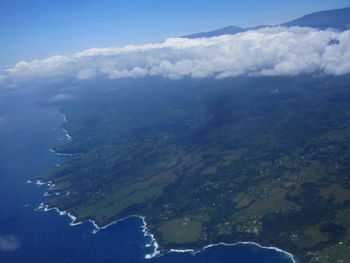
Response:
1,0,349,69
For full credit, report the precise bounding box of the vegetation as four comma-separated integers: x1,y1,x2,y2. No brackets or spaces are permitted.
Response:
41,75,350,262
158,215,208,244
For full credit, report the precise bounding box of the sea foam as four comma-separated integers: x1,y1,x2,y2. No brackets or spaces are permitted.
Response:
167,242,296,263
33,111,296,263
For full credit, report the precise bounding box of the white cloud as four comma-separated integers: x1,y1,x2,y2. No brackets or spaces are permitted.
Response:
1,27,350,87
0,235,21,252
51,93,77,102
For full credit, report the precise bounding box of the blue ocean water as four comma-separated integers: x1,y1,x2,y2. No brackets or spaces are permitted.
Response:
0,89,295,263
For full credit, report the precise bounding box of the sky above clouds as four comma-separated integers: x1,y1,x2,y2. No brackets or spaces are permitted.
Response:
1,0,349,69
1,27,350,88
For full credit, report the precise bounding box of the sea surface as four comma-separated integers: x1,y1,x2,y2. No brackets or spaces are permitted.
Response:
0,89,295,263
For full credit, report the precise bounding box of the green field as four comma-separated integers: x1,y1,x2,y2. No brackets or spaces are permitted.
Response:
158,215,208,244
41,75,350,262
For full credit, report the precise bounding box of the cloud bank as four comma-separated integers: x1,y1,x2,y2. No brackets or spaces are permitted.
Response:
1,27,350,87
51,93,77,102
0,235,21,252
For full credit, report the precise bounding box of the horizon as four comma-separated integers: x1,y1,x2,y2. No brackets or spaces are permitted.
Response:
1,0,349,69
2,2,350,263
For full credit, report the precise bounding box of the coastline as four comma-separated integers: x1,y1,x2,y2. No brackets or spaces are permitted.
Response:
39,201,297,262
37,202,83,226
59,112,72,141
48,148,81,157
30,110,297,263
169,242,297,263
35,194,161,259
31,181,296,263
29,175,161,259
48,112,77,156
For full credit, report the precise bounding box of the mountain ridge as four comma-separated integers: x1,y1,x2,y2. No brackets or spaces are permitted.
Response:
184,7,350,38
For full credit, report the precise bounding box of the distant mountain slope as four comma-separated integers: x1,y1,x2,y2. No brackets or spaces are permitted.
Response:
184,26,245,38
281,7,350,30
184,25,268,39
183,7,350,38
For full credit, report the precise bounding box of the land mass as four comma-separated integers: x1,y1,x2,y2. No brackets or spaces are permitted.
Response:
184,7,350,38
40,75,350,263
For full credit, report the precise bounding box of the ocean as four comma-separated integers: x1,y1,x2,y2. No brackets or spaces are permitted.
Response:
0,89,295,263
